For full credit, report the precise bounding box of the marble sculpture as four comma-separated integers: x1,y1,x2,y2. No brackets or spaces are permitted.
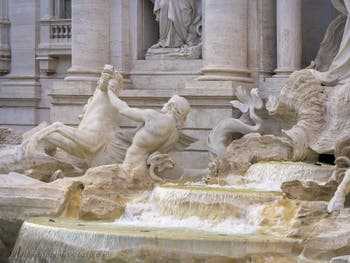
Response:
19,64,195,181
147,0,202,59
207,87,263,161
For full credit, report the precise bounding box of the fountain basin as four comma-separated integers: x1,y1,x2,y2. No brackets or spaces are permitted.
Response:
11,217,303,262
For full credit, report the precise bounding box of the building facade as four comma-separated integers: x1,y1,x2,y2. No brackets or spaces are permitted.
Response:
0,0,340,168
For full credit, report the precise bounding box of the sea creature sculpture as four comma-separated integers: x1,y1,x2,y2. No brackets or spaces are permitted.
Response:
20,65,126,167
207,87,263,160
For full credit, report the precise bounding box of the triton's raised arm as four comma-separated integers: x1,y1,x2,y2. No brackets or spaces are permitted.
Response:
107,80,148,123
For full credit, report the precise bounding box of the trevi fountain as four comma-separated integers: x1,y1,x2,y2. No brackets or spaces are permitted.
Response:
3,0,350,262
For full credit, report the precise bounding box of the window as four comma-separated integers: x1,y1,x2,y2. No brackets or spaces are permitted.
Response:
53,0,71,19
60,0,71,19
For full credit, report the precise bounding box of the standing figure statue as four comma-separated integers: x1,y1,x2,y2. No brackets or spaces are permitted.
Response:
150,0,202,49
311,0,350,85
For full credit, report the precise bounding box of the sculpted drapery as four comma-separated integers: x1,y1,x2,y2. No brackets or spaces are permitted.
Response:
312,0,350,85
150,0,202,48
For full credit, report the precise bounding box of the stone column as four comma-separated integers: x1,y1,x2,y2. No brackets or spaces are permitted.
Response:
40,0,52,20
0,0,10,74
66,0,110,81
274,0,302,76
258,0,276,76
198,0,251,82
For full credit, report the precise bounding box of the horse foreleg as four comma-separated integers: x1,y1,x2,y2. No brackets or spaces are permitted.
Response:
42,133,86,159
328,169,350,213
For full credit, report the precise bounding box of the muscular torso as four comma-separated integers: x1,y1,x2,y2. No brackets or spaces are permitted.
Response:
124,110,178,168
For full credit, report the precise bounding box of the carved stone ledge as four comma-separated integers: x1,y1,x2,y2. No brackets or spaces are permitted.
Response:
36,56,58,74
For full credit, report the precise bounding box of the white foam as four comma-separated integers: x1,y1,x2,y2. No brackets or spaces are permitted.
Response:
112,188,266,235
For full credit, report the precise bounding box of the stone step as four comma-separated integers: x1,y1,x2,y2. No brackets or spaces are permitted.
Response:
11,217,303,262
0,196,64,208
0,186,66,198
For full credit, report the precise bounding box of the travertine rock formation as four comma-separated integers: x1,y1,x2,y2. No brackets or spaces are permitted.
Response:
0,128,21,145
0,164,155,258
77,164,153,220
302,209,350,261
0,172,74,258
209,133,294,177
328,136,350,212
281,180,338,202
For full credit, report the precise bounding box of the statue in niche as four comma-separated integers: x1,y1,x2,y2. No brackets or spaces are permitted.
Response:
310,0,350,85
146,0,202,60
19,65,196,182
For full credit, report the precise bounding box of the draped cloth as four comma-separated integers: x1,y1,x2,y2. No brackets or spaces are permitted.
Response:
312,0,350,85
153,0,201,48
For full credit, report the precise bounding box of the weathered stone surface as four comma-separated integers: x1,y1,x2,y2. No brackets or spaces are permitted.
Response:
302,209,350,261
281,180,338,202
257,198,328,239
285,201,328,239
0,164,155,258
0,144,87,182
0,172,71,221
328,136,350,213
79,195,125,220
0,172,73,259
76,164,153,220
210,133,294,177
0,128,21,145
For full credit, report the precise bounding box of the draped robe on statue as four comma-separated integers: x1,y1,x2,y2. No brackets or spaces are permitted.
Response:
312,0,350,85
152,0,201,48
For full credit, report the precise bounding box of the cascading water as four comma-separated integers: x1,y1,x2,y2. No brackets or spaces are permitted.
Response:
10,184,303,262
10,162,333,262
225,162,335,191
115,184,284,235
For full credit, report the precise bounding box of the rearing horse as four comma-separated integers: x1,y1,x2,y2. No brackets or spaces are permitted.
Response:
21,65,126,167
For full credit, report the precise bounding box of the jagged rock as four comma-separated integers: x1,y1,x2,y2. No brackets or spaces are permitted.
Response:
0,128,21,145
302,209,350,261
286,201,328,239
77,164,153,220
281,180,338,201
211,133,294,177
257,199,328,239
79,195,125,220
0,164,155,258
0,144,87,182
0,172,75,259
